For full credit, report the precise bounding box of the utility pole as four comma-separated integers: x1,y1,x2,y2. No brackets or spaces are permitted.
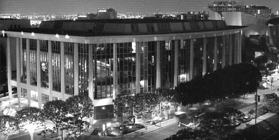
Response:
255,89,258,138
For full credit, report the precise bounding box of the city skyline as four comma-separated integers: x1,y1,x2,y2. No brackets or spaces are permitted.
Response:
1,0,279,15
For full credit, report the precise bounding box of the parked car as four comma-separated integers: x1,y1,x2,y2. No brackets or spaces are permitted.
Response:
175,112,200,127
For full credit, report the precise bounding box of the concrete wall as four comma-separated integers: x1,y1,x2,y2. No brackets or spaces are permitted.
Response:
0,20,30,30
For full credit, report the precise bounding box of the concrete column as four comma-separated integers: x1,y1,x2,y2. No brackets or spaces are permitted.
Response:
26,39,31,106
6,37,12,99
37,40,42,109
113,43,118,96
213,36,218,71
16,38,21,108
229,35,233,65
189,39,194,80
60,42,65,100
156,41,161,89
74,43,79,96
222,36,226,68
174,40,179,87
136,43,141,93
88,45,94,124
48,41,53,100
202,38,207,75
88,45,94,101
238,32,242,63
20,38,23,78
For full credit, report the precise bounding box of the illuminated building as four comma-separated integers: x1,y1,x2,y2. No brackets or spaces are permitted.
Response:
4,19,244,119
96,8,117,19
208,1,271,20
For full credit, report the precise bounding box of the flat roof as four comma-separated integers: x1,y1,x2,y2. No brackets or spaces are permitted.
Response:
7,19,246,37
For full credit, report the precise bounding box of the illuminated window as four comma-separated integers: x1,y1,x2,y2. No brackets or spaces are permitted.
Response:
30,39,37,86
20,39,27,83
51,41,61,92
78,44,89,96
94,43,113,99
117,43,136,94
40,40,49,88
65,43,74,95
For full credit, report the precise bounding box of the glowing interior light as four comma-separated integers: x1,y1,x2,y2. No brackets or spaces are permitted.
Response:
55,34,59,38
65,34,70,39
21,31,24,35
2,30,5,37
31,32,35,36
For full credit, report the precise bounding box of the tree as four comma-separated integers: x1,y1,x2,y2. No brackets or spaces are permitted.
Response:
114,90,135,117
175,63,262,106
0,115,19,140
15,107,44,140
263,93,279,113
199,112,235,139
64,95,94,139
43,100,67,134
0,44,6,85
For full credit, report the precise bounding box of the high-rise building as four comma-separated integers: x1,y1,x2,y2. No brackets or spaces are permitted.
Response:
176,11,209,20
3,19,244,120
208,1,272,20
96,8,117,19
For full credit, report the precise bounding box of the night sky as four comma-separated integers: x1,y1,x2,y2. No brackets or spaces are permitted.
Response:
1,0,279,14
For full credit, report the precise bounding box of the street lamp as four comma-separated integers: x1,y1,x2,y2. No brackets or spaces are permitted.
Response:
255,81,261,139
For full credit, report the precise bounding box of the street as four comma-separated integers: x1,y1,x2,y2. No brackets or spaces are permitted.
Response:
133,123,182,140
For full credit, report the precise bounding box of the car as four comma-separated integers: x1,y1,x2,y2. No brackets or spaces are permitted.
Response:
175,112,199,127
237,115,252,123
106,127,122,136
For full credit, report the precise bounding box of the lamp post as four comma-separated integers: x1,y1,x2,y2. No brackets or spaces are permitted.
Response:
255,83,259,139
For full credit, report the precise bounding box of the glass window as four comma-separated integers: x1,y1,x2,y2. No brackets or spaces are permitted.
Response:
146,23,155,32
198,22,205,30
131,24,139,33
21,88,27,99
93,43,113,99
65,43,74,95
179,39,191,83
10,37,17,80
40,40,49,88
117,43,136,94
206,37,215,74
231,34,236,64
217,36,223,69
78,44,89,96
30,39,37,86
204,21,214,29
20,39,27,83
184,22,191,31
193,38,203,78
41,93,49,108
51,41,61,92
161,41,174,89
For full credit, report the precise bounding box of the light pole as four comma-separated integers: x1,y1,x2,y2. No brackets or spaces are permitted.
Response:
255,84,259,139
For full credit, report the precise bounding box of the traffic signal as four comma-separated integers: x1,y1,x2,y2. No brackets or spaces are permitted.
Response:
255,95,260,102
